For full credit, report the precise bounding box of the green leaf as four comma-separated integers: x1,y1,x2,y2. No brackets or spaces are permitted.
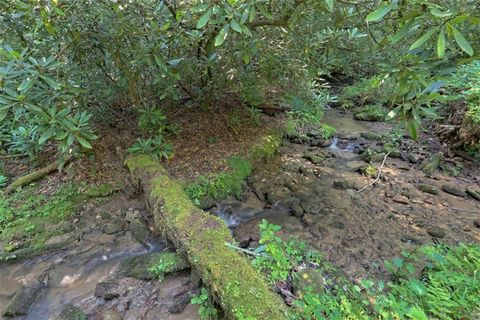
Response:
409,28,437,51
230,19,242,33
325,0,334,11
76,136,92,149
196,9,212,29
451,26,473,56
214,25,229,47
406,119,419,140
407,306,428,320
17,77,34,93
437,29,446,58
39,75,61,90
366,4,395,22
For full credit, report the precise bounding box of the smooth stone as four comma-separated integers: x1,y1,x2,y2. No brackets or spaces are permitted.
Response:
441,184,466,197
94,282,120,300
416,184,439,195
393,195,409,204
427,226,446,238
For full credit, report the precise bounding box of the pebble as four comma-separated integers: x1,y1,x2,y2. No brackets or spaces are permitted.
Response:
393,195,409,204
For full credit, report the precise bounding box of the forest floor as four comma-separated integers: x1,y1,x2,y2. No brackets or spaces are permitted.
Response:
1,104,479,319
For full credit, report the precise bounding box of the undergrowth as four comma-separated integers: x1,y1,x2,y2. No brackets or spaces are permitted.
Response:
246,220,480,320
185,156,252,205
0,184,82,251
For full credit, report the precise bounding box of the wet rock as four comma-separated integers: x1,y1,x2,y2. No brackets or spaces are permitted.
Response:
128,220,150,246
416,184,439,195
354,112,384,122
168,288,198,314
198,196,216,210
251,182,267,202
99,309,122,320
407,153,420,164
400,235,423,245
102,218,125,235
94,282,120,300
370,153,387,163
303,151,325,165
422,152,443,175
393,195,409,204
233,218,262,247
290,202,304,218
301,213,316,226
2,287,41,317
360,132,383,141
310,138,333,148
441,184,466,197
308,224,328,239
466,189,480,202
266,189,288,204
55,305,86,320
427,226,446,238
474,219,480,228
119,252,189,280
333,180,356,190
345,160,366,172
292,268,324,298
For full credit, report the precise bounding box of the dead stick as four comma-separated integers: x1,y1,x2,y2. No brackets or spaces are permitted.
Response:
357,152,390,193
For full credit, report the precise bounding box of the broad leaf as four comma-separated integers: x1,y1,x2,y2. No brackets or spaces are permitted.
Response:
230,19,242,33
214,25,229,46
437,29,446,58
451,26,473,56
196,9,212,29
409,28,437,51
366,4,395,22
325,0,334,11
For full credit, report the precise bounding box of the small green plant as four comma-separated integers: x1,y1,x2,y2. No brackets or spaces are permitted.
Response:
138,105,168,134
0,183,82,250
127,133,174,160
0,175,7,188
191,288,218,320
185,156,252,205
319,123,336,139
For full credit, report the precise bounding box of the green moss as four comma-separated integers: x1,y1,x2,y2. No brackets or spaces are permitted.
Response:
248,134,282,162
0,183,81,255
127,155,286,319
120,252,189,280
184,157,252,205
85,183,119,198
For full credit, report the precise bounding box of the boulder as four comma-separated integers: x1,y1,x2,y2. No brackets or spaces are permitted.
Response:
94,282,121,300
427,226,446,239
416,184,439,195
2,287,41,317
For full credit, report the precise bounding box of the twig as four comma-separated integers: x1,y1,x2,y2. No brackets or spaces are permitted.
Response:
357,152,390,193
0,154,27,159
225,242,265,257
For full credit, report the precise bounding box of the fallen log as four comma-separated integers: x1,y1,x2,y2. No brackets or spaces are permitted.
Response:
126,155,286,319
4,161,60,194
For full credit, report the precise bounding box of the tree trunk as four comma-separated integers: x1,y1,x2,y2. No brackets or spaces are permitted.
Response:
125,155,286,319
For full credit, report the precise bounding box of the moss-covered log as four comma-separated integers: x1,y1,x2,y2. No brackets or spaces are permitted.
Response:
4,161,59,194
126,155,286,319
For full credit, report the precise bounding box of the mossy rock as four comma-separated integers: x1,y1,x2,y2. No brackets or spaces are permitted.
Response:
422,152,443,175
85,183,118,198
119,252,189,280
55,305,86,320
303,151,325,165
2,287,41,317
